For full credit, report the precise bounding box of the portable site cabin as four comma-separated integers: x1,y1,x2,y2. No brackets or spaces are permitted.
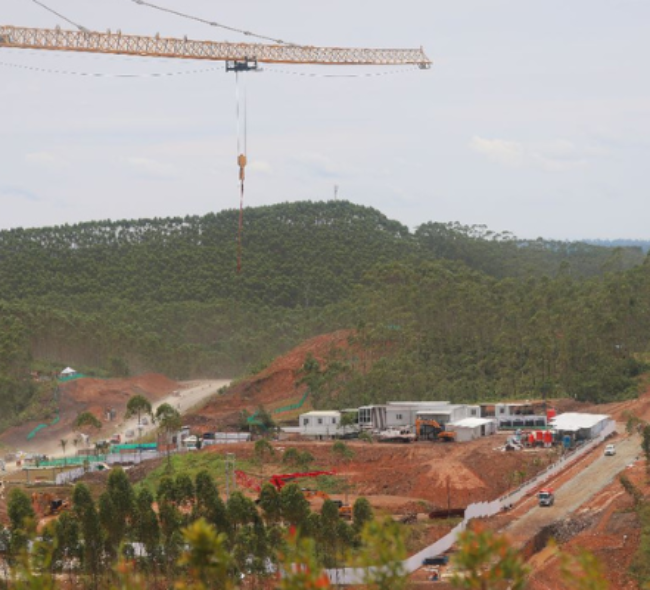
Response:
416,404,469,427
446,417,497,442
385,402,450,429
486,402,548,429
549,413,612,445
299,411,341,439
357,405,387,432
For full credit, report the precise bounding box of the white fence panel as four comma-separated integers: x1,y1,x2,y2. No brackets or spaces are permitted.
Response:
326,419,617,584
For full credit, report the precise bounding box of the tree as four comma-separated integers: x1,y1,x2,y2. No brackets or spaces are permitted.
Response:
352,497,374,533
450,524,528,590
156,403,182,467
178,519,233,590
125,394,153,426
279,484,310,530
7,487,35,555
353,519,408,590
72,483,104,583
194,470,230,536
642,424,650,472
258,483,282,525
74,411,102,432
133,487,160,567
254,438,276,483
59,438,68,465
331,440,354,465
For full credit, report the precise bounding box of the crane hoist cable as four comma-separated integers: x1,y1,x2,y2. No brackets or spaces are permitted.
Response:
130,0,298,46
30,0,89,32
235,71,248,275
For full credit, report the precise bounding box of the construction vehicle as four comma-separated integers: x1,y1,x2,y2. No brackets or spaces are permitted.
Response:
538,488,555,507
31,492,69,517
415,418,456,443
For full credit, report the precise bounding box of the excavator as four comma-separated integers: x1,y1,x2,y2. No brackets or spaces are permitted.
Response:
415,418,456,443
31,492,70,517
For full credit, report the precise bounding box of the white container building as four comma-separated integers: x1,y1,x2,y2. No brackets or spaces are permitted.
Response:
299,411,342,439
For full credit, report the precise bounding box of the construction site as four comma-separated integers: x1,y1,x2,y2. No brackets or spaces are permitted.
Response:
0,329,648,587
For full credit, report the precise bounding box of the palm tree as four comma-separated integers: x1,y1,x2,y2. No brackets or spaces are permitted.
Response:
60,438,68,465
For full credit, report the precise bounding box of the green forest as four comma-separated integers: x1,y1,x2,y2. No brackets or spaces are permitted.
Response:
0,200,648,428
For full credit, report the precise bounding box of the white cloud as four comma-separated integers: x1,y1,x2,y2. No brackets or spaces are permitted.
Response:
248,160,274,174
292,153,343,179
25,151,69,172
470,136,593,172
469,137,526,167
125,157,177,179
0,184,41,202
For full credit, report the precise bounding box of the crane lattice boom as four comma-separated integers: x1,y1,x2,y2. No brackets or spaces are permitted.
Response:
0,25,431,68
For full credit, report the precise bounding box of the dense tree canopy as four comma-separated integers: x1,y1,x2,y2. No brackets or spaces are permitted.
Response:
0,200,648,428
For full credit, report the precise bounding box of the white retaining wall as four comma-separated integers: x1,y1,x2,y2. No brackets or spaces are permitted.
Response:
326,418,617,585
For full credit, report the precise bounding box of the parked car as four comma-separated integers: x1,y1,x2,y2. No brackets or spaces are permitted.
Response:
125,429,135,438
604,444,616,456
140,417,149,426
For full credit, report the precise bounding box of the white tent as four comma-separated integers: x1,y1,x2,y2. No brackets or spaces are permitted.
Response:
60,367,77,375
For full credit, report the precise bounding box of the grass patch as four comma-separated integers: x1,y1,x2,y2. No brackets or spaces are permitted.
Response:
136,451,257,495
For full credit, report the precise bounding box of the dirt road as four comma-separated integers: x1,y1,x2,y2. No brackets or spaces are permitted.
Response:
1,379,230,472
504,432,640,545
112,379,230,444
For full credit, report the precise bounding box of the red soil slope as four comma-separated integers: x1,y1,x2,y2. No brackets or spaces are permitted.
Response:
183,330,354,430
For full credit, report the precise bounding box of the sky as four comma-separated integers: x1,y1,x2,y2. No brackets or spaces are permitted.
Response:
1,0,649,240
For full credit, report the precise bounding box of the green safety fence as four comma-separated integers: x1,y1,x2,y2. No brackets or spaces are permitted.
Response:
112,443,157,451
57,373,87,383
38,455,108,467
27,412,61,441
247,390,310,426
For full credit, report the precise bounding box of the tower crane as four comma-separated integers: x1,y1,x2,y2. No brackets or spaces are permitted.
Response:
0,25,431,272
0,25,432,69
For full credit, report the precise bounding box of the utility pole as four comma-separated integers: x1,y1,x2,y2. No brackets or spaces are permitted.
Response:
225,453,236,500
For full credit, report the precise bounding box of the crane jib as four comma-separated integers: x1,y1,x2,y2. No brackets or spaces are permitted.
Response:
0,25,432,69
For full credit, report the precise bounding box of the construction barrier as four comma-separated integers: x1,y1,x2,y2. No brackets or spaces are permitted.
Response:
326,418,618,585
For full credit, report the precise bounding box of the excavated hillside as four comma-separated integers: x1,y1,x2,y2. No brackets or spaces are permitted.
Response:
0,373,179,452
182,330,355,431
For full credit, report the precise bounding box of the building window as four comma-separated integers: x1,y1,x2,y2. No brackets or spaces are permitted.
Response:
318,418,323,425
471,409,477,416
396,414,403,420
303,418,309,426
332,417,337,424
499,407,505,414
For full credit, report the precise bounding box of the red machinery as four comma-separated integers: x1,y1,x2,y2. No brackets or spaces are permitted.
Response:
268,471,335,490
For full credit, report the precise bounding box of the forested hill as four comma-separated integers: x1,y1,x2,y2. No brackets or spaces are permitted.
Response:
0,202,413,308
0,200,648,429
0,201,643,308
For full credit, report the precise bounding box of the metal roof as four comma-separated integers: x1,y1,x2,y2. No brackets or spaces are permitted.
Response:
448,418,495,429
550,412,610,432
299,410,341,417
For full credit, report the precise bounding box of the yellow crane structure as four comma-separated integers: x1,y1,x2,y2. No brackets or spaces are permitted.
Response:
0,24,430,272
0,25,431,70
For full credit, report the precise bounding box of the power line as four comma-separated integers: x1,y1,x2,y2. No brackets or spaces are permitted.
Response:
130,0,299,46
0,60,218,78
30,0,89,32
